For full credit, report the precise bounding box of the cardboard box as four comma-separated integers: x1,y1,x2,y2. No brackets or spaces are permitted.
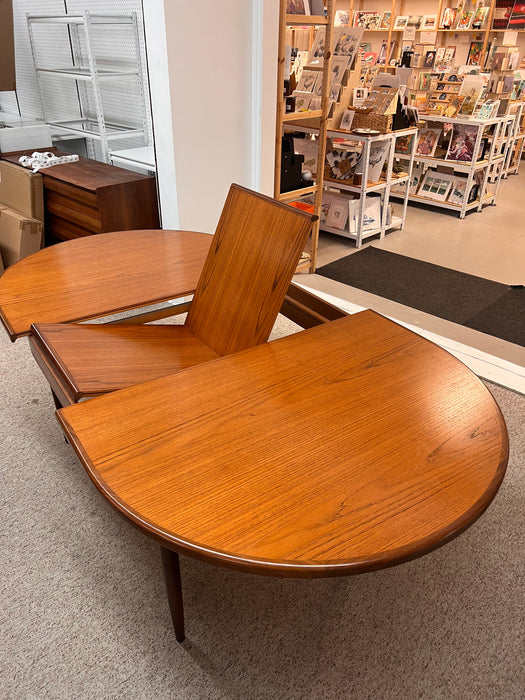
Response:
0,205,43,268
0,159,44,222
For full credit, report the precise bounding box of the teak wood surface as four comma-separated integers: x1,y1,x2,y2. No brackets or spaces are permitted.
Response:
0,229,211,340
27,184,316,404
57,311,508,578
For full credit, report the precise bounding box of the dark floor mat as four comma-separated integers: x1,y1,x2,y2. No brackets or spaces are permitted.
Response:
464,287,525,346
317,247,507,325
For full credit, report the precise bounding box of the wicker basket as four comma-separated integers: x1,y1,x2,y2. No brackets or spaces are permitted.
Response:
352,110,393,133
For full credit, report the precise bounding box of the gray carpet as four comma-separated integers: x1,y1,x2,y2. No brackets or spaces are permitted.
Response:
1,316,524,700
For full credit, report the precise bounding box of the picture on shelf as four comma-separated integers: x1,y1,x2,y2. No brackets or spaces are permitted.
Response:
471,6,489,28
418,171,455,201
467,42,484,66
339,109,355,132
395,133,415,154
325,200,349,230
424,49,437,68
355,140,390,183
380,11,392,29
292,92,312,111
419,72,432,90
443,46,456,64
445,123,480,162
435,47,446,65
353,11,381,29
286,0,309,14
409,163,424,194
334,10,350,26
457,10,474,29
443,95,465,117
422,14,438,29
440,7,457,28
447,177,468,205
353,87,369,107
458,84,484,116
296,70,319,94
393,15,409,29
293,138,319,174
406,15,423,28
415,127,441,157
306,27,326,65
349,197,382,234
334,27,365,66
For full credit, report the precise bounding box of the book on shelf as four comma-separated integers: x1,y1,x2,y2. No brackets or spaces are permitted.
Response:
334,10,350,26
379,12,392,29
286,0,309,14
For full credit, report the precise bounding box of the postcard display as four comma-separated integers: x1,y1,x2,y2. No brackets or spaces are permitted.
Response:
318,128,417,246
390,113,510,217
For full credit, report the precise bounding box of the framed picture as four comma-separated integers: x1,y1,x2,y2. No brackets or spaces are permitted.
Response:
415,127,441,157
419,72,432,91
445,123,480,162
418,171,455,201
409,163,424,194
393,15,409,30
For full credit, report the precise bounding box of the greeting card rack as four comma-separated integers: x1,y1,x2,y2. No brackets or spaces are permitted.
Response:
284,125,417,248
391,114,509,218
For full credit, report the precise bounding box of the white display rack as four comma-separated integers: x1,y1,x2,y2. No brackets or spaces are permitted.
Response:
286,126,417,248
26,11,148,163
391,114,509,219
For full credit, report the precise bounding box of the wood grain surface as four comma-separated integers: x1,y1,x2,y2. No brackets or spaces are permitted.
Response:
0,229,211,340
57,311,508,578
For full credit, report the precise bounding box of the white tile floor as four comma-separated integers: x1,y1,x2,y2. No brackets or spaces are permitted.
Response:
294,163,525,393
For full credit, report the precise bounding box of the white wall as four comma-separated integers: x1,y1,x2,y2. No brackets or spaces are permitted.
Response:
158,0,279,234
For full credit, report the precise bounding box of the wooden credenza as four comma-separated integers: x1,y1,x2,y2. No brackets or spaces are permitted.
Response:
2,152,160,243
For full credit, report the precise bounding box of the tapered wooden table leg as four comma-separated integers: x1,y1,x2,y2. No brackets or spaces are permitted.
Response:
160,546,185,642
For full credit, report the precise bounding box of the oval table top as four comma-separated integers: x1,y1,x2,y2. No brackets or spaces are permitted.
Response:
57,311,509,578
0,229,211,340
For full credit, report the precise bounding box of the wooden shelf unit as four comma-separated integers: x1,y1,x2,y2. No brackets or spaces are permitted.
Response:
275,1,335,273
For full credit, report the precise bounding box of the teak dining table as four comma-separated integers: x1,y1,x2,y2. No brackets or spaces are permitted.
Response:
0,229,211,341
0,228,344,341
57,310,508,642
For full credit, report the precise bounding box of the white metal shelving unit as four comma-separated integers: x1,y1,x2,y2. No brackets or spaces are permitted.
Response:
503,101,525,178
392,114,509,218
26,11,148,163
285,125,417,248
